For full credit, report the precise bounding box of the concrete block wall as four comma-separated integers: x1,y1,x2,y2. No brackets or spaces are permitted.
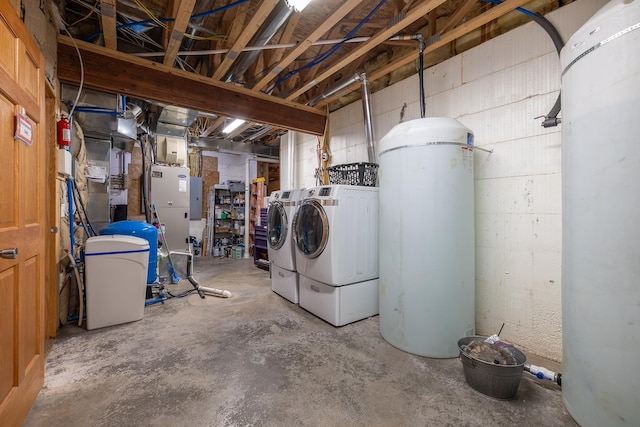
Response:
288,0,607,361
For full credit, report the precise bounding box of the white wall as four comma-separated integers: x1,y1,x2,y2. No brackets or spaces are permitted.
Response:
202,151,248,184
190,151,251,244
286,0,607,361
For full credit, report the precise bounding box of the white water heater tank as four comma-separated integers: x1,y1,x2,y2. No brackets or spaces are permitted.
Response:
378,117,475,358
561,1,640,426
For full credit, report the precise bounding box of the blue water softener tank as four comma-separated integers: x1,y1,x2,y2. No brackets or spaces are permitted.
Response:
100,221,158,284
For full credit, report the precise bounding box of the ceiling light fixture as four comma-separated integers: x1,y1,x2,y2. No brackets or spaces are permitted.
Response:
286,0,313,12
223,119,246,134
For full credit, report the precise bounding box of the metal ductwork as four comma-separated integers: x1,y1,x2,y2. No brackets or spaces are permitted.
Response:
156,105,198,137
61,84,139,151
223,0,294,83
189,136,279,158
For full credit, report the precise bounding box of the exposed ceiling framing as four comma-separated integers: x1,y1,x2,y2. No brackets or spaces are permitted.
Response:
57,36,327,135
56,0,571,147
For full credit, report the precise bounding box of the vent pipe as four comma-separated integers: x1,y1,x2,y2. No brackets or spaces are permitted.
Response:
359,74,377,163
223,0,294,83
307,72,377,163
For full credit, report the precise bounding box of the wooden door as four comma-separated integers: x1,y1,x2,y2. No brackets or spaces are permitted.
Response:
0,2,46,426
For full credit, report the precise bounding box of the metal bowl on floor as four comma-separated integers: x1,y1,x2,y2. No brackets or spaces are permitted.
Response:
458,336,527,400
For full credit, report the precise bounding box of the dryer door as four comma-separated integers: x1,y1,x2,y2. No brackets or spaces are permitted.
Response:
267,201,288,250
293,199,329,259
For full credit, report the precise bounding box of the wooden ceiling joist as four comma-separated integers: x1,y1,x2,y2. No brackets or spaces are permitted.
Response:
163,0,198,66
227,121,254,139
285,0,448,102
440,0,478,34
100,0,117,50
57,36,326,135
212,0,280,80
315,0,534,108
373,0,533,80
253,0,364,92
201,115,228,137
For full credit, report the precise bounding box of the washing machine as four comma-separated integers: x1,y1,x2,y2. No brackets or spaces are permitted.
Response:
267,189,301,303
293,185,379,326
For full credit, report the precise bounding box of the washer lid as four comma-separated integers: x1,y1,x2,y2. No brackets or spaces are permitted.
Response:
85,235,150,254
293,199,329,259
378,117,473,156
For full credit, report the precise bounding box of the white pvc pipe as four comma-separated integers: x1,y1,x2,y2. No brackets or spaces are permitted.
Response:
132,36,375,58
244,157,251,257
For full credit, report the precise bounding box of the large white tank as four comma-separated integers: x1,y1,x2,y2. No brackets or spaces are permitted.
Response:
560,1,640,426
378,117,475,358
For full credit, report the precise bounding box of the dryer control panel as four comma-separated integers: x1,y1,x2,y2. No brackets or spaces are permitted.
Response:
319,187,332,197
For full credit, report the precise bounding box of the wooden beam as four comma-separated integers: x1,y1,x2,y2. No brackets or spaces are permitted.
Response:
208,5,247,76
254,0,363,92
428,10,437,37
100,0,117,50
287,25,343,99
227,121,254,139
286,0,448,102
212,0,280,80
331,19,386,29
164,0,198,66
222,1,251,59
164,0,179,48
315,0,533,108
201,116,227,137
57,36,326,135
440,0,477,34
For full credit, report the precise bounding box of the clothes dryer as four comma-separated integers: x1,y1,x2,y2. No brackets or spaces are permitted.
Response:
267,189,301,303
267,189,300,271
294,185,379,286
293,185,379,326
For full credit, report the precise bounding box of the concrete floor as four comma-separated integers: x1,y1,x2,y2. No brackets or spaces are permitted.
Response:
25,257,576,426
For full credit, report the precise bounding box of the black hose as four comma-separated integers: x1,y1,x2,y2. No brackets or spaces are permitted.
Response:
418,36,426,119
528,12,564,127
481,1,565,126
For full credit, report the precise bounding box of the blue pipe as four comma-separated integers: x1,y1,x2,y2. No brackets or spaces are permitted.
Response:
145,288,167,306
67,117,75,253
86,0,250,42
67,179,74,251
480,0,537,18
266,0,388,94
145,297,164,306
71,106,120,115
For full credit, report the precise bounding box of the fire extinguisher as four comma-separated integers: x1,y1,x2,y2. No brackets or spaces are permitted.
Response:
57,116,71,147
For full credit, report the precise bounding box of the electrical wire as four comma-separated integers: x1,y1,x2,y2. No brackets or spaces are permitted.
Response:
70,184,91,237
85,0,248,42
60,25,84,118
71,179,97,237
132,0,167,30
166,289,197,298
265,0,388,95
69,0,99,27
